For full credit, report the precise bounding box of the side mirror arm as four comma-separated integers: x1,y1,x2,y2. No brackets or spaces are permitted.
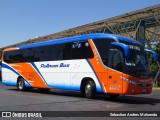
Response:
145,49,158,63
111,42,130,58
145,49,159,82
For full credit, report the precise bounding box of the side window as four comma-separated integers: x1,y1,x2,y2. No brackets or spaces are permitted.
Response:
57,44,65,60
93,39,115,66
20,48,34,62
82,41,94,58
51,45,60,60
4,41,94,63
108,49,123,72
4,50,33,63
63,43,72,60
72,42,83,59
62,41,94,60
34,45,59,61
70,41,94,59
4,50,18,63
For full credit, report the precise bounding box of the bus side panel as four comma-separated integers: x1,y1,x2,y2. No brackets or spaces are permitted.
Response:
88,39,109,93
88,39,124,94
10,62,49,88
2,60,103,92
2,62,19,86
105,68,123,94
2,62,32,87
33,60,103,92
2,67,17,86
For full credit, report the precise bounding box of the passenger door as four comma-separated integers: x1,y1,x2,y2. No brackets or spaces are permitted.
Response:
107,48,124,94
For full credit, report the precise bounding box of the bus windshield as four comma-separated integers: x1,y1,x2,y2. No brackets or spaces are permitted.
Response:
125,44,151,77
93,38,151,78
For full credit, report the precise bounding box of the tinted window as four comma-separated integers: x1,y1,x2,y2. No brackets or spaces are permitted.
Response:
108,49,123,72
4,50,19,63
34,45,59,61
69,41,94,59
4,40,94,63
4,45,59,63
57,44,65,60
93,39,115,66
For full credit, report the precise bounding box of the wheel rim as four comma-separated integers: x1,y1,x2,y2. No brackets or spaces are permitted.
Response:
85,84,91,97
18,80,23,90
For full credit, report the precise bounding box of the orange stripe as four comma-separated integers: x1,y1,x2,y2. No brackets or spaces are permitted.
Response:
88,39,107,93
3,48,18,52
10,63,49,88
88,39,152,95
88,39,123,94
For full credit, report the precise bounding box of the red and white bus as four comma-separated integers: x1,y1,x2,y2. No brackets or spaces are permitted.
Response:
1,33,158,98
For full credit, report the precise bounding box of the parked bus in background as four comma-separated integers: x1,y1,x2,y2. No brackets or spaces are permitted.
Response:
1,33,158,98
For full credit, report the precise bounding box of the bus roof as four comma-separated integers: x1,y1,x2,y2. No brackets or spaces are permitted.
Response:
16,33,142,49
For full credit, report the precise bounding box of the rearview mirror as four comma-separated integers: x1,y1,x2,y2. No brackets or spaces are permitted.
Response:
111,42,130,58
145,49,158,63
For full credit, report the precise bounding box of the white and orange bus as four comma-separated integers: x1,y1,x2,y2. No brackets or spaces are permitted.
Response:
1,33,158,98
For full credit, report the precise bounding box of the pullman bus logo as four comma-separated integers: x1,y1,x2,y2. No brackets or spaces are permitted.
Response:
40,63,70,68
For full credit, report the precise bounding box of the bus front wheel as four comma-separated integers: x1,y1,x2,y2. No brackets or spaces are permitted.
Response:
17,78,26,91
82,80,96,98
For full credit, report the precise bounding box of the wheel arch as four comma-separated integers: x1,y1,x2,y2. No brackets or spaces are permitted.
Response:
17,76,23,85
80,77,96,92
17,76,32,88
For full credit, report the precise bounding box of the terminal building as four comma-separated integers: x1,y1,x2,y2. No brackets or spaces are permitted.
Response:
0,4,160,83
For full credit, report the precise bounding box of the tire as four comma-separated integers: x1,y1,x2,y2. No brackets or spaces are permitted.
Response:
82,80,96,99
17,78,26,91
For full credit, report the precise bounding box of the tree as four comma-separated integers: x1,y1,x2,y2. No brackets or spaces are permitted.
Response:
149,46,160,77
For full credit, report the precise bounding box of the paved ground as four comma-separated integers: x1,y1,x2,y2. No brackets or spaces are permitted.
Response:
0,82,160,120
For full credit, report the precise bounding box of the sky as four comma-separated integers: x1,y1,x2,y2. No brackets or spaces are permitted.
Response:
0,0,160,48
